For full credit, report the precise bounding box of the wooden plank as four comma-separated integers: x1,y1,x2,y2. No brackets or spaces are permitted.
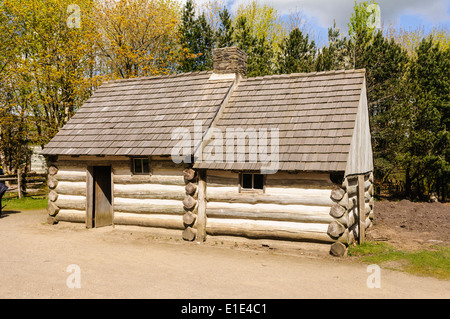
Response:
94,166,113,228
17,169,22,199
196,170,207,242
357,174,365,244
86,166,94,228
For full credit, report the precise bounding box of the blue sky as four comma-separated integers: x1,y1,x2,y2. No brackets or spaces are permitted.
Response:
193,0,450,45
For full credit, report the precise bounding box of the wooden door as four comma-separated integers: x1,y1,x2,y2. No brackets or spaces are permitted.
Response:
93,166,112,227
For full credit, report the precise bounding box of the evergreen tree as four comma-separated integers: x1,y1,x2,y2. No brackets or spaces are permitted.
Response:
397,38,450,200
277,28,316,74
315,21,350,71
348,1,378,69
216,7,234,48
178,0,215,72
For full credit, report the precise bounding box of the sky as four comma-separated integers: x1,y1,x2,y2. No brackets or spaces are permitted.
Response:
192,0,450,45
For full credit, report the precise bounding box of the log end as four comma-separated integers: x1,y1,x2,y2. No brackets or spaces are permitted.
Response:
182,227,196,241
47,216,58,225
327,221,346,239
329,204,346,219
185,182,197,196
48,165,59,176
330,242,347,257
183,169,196,182
182,212,196,226
330,187,345,202
47,201,60,217
183,195,197,211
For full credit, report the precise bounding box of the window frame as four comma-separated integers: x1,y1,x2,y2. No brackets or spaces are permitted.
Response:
132,157,150,175
239,173,265,193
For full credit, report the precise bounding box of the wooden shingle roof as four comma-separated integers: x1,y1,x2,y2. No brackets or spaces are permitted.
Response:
194,69,366,172
43,71,234,157
43,68,369,173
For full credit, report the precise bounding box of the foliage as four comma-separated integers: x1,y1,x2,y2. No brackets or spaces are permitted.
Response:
216,7,234,48
277,28,316,74
315,22,350,71
349,242,450,280
178,0,215,72
95,0,181,79
0,0,448,200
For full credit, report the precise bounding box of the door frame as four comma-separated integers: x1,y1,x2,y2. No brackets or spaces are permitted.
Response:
86,165,114,228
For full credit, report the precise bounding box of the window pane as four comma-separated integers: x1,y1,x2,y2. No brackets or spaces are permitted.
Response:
142,158,150,173
253,174,264,189
242,174,253,189
134,159,142,174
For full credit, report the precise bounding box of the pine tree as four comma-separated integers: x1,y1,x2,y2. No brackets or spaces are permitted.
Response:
216,7,234,48
398,38,450,199
178,0,215,72
277,28,316,74
315,21,350,71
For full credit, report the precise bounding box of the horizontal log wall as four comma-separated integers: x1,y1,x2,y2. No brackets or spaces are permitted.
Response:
47,160,88,224
113,160,188,229
205,170,335,243
47,157,188,229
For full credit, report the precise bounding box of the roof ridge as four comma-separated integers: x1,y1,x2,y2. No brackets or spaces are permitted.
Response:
103,71,213,85
241,69,365,82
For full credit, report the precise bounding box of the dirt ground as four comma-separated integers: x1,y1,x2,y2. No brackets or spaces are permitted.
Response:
0,206,449,299
367,200,450,251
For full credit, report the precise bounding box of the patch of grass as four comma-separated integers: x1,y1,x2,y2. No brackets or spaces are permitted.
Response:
349,242,450,280
1,196,47,211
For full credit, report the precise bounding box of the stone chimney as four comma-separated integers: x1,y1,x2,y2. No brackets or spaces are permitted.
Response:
213,47,247,78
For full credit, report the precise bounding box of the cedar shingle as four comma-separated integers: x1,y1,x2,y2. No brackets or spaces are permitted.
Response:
43,69,365,173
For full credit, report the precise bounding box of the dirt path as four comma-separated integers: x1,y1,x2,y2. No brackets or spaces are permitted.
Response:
0,209,448,299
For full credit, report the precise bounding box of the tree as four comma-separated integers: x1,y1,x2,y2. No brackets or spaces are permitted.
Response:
178,0,215,72
95,0,181,79
277,28,316,74
315,21,350,71
348,0,379,69
216,7,234,48
397,38,450,200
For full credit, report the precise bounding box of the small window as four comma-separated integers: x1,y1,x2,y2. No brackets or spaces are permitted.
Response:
133,158,150,175
241,173,264,191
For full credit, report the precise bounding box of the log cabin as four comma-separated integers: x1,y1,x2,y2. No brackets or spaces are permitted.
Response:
42,47,374,255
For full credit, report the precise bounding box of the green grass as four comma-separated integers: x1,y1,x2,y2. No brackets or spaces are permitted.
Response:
1,196,48,211
349,242,450,280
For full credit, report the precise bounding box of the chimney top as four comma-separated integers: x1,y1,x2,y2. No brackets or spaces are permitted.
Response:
213,47,247,78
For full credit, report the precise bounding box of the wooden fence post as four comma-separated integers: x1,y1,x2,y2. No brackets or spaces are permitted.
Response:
17,169,22,199
357,174,365,244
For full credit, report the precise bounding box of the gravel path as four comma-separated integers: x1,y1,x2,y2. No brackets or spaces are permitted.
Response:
0,209,448,299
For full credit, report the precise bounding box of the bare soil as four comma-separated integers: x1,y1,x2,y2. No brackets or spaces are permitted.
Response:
367,200,450,251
